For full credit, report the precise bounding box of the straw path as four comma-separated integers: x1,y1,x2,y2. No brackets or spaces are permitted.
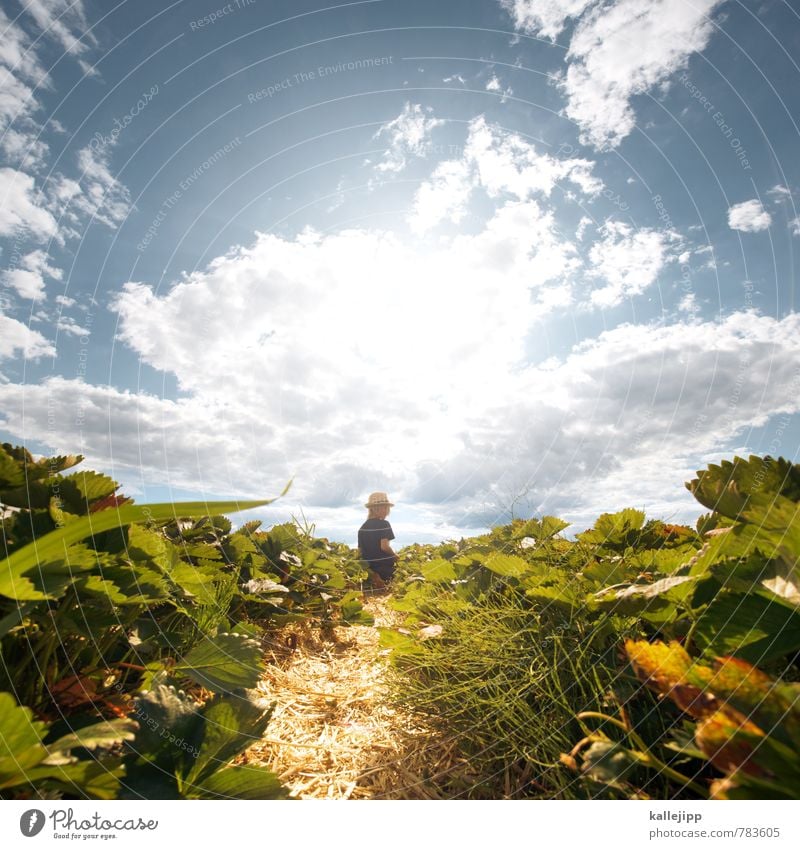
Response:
240,595,467,799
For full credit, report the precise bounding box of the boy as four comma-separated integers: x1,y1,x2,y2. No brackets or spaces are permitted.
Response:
358,492,398,589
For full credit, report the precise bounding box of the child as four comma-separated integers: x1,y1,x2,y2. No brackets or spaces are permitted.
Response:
358,492,398,589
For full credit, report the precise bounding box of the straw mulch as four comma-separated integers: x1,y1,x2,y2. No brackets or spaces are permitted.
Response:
239,594,467,799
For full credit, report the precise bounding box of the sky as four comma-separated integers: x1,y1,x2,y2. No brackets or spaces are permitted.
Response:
1,0,799,547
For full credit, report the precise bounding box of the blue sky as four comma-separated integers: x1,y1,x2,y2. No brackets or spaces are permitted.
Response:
1,0,799,546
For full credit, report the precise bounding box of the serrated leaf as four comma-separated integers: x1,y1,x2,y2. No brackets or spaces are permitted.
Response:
189,764,288,799
593,575,695,614
579,508,646,550
22,758,124,799
483,552,531,578
0,692,49,787
176,633,264,692
131,684,200,764
168,561,219,604
693,591,800,664
513,515,570,541
420,558,458,582
687,455,800,518
183,692,274,785
1,498,279,595
48,718,139,755
0,445,26,488
62,469,120,509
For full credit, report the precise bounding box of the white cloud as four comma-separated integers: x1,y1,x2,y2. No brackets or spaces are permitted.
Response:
767,184,791,198
790,217,800,237
0,311,55,361
727,199,772,233
678,292,699,315
499,0,596,40
55,294,76,307
372,102,445,173
408,115,603,233
0,168,59,240
0,10,52,168
587,221,679,307
1,249,62,299
72,144,132,228
3,309,796,538
485,74,513,102
408,311,800,528
409,158,474,234
21,0,97,57
55,316,91,336
502,0,724,149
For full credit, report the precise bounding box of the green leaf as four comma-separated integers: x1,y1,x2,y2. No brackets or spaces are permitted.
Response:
513,516,569,541
0,692,49,788
0,444,26,488
189,764,289,799
22,759,124,799
693,591,800,663
167,561,220,604
337,591,373,624
130,684,200,766
579,508,646,550
58,470,120,514
1,497,278,600
483,552,532,578
525,583,579,611
687,455,800,519
47,718,139,756
593,575,696,614
183,692,274,785
420,558,458,582
176,633,264,692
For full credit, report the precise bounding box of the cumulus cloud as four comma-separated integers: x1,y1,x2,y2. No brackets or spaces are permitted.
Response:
409,115,602,233
727,199,772,233
0,311,55,362
3,309,797,538
372,102,445,173
500,0,595,40
1,249,62,299
409,311,800,528
587,221,679,307
72,144,133,229
0,168,59,241
501,0,724,149
21,0,97,57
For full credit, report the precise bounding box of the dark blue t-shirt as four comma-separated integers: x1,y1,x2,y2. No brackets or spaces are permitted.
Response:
358,518,395,566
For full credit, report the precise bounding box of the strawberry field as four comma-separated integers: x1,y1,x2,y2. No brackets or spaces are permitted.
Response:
1,442,798,799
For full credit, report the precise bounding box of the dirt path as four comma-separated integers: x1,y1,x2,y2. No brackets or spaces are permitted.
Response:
240,595,461,799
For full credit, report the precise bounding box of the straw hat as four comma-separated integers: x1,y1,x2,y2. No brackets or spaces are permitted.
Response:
365,491,395,509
